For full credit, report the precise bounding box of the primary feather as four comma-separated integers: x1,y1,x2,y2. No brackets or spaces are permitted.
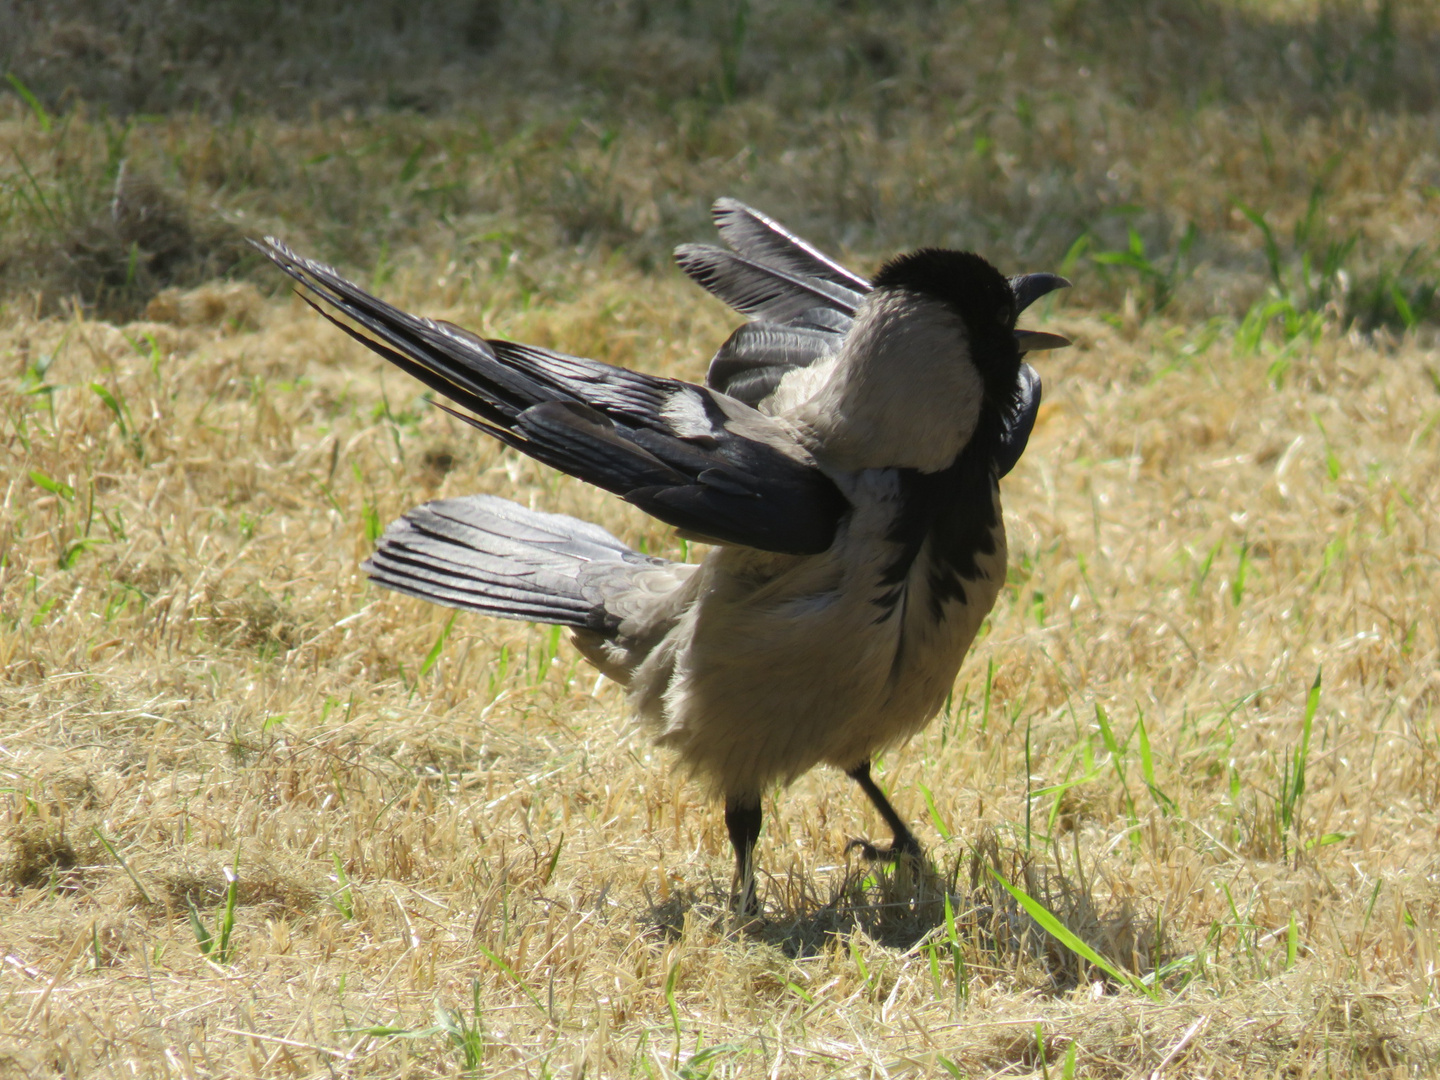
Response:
263,239,846,555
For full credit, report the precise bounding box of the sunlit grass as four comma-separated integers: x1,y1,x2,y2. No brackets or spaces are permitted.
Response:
4,1,1440,1076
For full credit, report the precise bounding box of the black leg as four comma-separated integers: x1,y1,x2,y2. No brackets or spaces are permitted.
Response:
846,760,922,861
724,795,763,916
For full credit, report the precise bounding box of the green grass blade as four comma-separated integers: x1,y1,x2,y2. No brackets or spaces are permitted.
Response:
987,868,1157,1000
186,897,214,956
92,827,151,904
217,866,239,963
476,943,549,1018
664,960,683,1060
420,611,457,678
329,853,354,919
918,782,952,841
6,74,53,132
29,470,75,501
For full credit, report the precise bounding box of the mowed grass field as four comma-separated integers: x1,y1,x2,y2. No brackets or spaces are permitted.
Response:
4,1,1440,1076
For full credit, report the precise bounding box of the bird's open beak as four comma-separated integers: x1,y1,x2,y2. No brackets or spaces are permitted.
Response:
1010,272,1071,353
1013,328,1071,351
1010,272,1071,313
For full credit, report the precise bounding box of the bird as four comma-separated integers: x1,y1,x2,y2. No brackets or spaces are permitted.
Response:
256,199,1070,913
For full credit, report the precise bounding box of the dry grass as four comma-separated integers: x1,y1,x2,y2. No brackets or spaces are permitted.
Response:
4,1,1440,1077
5,1,1440,322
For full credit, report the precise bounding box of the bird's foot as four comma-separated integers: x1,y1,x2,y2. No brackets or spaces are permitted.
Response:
846,836,922,863
731,878,760,919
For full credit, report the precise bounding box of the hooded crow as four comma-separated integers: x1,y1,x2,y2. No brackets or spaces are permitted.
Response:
257,199,1069,913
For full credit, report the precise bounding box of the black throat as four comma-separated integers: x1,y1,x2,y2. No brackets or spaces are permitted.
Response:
873,413,1003,623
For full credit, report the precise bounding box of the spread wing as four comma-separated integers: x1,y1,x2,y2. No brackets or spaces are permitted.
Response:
675,198,1061,477
256,239,849,554
675,198,862,407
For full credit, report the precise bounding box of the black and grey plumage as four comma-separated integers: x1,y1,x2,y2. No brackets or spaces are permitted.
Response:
256,199,1069,913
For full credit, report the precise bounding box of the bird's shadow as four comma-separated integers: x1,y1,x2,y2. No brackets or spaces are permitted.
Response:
644,838,1173,994
645,853,964,957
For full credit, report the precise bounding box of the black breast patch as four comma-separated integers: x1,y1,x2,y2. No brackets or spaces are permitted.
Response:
872,435,1000,624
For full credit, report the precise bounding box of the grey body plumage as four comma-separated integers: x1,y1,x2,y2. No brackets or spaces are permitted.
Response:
257,199,1069,912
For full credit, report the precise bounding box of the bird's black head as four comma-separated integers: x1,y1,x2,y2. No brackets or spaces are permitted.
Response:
871,248,1023,417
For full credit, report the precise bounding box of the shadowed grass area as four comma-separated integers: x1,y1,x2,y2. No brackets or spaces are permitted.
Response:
3,0,1439,325
3,2,1440,1076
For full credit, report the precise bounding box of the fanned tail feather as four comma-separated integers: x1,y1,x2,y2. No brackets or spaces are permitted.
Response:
363,495,662,634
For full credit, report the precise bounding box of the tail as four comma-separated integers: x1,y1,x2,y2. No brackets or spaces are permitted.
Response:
362,495,671,636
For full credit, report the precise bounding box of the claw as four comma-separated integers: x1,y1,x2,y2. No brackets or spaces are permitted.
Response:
733,876,760,917
847,836,923,863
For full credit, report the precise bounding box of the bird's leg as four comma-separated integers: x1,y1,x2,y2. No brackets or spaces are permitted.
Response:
846,760,922,862
724,795,763,916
